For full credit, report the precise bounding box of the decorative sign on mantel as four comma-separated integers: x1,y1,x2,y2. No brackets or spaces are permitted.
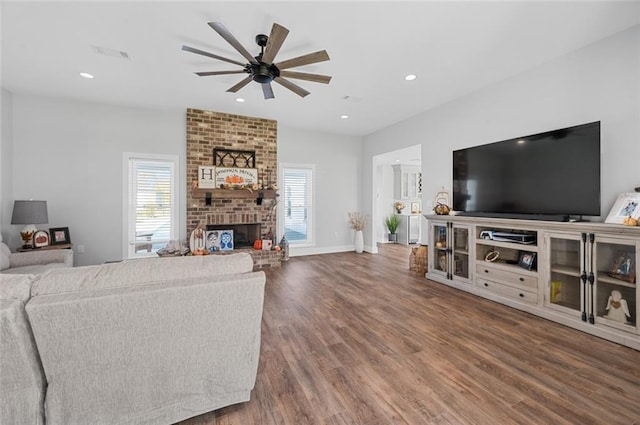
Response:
198,166,217,189
216,167,259,188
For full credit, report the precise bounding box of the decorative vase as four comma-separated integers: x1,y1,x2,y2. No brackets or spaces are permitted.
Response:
388,233,398,243
355,230,364,253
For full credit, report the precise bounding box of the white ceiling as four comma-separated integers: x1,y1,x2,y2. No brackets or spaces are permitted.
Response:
2,1,639,137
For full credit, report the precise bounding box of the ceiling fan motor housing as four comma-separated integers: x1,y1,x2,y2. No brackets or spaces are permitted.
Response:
251,62,279,84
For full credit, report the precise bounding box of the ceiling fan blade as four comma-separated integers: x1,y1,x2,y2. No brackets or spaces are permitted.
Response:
274,77,310,98
195,70,246,76
181,45,246,67
261,23,289,65
279,70,331,84
262,83,275,100
275,50,330,70
208,22,257,64
226,76,253,93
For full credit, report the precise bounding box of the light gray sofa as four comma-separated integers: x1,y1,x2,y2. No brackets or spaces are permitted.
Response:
0,253,266,425
0,233,73,274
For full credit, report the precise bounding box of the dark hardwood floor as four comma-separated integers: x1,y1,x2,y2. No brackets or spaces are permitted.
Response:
179,243,640,425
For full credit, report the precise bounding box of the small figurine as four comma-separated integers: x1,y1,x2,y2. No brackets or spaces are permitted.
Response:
604,289,631,324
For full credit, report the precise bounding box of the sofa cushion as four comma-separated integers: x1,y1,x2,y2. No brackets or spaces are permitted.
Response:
31,252,254,296
0,275,45,425
0,243,11,271
2,263,70,275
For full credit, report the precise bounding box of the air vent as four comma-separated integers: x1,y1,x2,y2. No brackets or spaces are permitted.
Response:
91,45,130,59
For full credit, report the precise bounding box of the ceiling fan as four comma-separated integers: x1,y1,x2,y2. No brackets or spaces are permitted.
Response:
182,22,331,99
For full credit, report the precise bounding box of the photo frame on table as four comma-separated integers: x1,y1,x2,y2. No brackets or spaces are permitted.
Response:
411,202,421,214
49,227,71,245
518,251,536,271
608,251,636,283
33,230,50,248
605,192,640,224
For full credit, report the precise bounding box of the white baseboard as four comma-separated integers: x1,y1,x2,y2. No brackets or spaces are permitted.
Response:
289,245,356,257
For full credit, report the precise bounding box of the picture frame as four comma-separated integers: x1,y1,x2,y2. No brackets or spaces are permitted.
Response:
33,230,50,248
518,251,536,270
605,192,640,224
49,227,71,245
215,167,258,188
608,251,636,283
198,165,217,189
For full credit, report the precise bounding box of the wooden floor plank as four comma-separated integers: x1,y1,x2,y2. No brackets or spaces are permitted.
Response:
177,244,640,425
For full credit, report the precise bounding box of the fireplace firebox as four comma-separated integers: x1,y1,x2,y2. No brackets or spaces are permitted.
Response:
206,223,261,248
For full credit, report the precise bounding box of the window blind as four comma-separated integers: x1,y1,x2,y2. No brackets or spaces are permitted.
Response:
128,158,176,255
283,167,313,243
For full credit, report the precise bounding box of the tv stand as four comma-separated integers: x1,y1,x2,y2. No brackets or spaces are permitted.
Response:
426,214,640,351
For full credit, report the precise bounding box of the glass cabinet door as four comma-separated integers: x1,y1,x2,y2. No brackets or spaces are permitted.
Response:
547,233,583,317
452,226,469,279
432,224,448,274
594,237,637,334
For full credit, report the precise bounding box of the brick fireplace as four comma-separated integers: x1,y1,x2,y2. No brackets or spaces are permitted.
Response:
186,108,281,268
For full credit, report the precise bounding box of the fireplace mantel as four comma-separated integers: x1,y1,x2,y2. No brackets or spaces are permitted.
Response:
191,188,277,200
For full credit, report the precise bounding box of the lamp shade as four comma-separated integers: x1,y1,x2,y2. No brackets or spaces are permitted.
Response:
11,200,49,225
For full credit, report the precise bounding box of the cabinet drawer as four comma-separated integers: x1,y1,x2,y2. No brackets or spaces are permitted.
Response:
477,278,538,304
475,263,538,289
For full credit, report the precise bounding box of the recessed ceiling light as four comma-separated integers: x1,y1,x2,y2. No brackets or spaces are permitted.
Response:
79,72,94,79
405,74,417,81
340,115,349,119
517,140,526,144
235,98,245,103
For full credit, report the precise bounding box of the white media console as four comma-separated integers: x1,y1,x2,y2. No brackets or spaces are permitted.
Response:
426,214,640,350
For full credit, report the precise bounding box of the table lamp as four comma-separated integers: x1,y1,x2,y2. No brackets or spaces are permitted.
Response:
11,200,49,249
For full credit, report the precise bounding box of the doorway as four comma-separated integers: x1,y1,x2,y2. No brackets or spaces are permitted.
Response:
372,144,423,253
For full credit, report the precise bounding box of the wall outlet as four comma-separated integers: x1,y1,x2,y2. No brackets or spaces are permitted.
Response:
77,245,85,254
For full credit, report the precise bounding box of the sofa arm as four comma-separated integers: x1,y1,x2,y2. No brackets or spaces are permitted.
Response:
10,249,73,269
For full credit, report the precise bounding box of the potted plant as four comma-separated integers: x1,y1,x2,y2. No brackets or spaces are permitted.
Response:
385,214,400,243
394,201,405,214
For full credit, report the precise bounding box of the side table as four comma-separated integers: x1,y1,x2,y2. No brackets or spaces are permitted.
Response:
18,243,73,252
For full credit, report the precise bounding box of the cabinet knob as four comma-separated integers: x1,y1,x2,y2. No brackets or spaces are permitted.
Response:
484,269,489,273
519,277,525,282
519,293,524,298
484,283,488,287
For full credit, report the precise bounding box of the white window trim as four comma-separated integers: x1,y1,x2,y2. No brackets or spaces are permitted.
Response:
122,152,180,259
278,162,316,247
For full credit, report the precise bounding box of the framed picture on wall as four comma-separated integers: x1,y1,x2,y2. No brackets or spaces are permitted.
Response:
50,227,71,245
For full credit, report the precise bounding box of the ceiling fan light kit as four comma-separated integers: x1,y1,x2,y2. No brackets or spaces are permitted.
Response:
182,22,331,99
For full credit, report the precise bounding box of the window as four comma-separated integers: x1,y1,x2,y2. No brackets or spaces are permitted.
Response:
123,153,179,258
279,164,314,246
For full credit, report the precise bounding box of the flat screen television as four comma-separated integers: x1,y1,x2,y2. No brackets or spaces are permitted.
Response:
453,121,600,221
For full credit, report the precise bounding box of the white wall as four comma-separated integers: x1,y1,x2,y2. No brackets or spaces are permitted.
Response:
376,163,395,243
0,89,13,241
2,96,362,263
362,25,640,252
278,125,362,256
7,95,185,265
